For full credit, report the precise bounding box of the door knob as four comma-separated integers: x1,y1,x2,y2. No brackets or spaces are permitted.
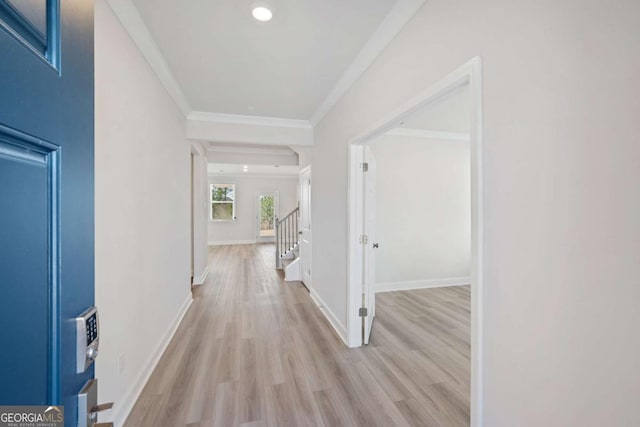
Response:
86,346,99,361
372,243,379,249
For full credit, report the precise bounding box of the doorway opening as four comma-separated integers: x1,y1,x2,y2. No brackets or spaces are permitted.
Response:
256,192,279,241
348,57,483,426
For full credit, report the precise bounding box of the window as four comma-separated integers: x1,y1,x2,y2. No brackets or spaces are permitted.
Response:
210,184,235,221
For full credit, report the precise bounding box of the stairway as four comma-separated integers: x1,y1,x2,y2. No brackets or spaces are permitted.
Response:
275,206,302,281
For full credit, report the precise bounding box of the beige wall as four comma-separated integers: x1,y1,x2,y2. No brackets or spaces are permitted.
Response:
312,0,640,425
95,1,192,424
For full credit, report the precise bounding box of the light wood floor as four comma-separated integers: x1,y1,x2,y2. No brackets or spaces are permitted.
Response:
125,244,470,427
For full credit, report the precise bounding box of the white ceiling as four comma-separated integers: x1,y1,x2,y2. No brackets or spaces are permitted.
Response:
132,0,398,120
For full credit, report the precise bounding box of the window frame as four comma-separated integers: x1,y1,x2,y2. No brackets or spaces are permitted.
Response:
210,183,236,222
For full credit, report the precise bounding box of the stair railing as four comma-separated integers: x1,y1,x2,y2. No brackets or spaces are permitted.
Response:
275,206,300,269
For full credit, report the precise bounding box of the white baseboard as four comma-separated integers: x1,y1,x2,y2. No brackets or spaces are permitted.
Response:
112,294,193,427
376,276,471,293
192,267,209,285
208,239,256,246
309,288,348,345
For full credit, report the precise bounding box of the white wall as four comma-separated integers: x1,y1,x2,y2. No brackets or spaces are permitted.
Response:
95,1,192,425
208,175,298,244
312,0,640,425
191,143,209,283
370,135,470,288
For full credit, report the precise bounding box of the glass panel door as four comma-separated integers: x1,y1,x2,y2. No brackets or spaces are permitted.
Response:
257,193,278,239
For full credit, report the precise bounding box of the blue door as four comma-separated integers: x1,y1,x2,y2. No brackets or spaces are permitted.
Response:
0,1,94,425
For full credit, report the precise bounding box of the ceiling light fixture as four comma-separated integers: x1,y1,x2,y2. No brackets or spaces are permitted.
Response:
242,165,249,172
251,3,273,22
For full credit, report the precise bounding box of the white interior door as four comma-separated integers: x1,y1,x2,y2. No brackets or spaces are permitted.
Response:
256,192,278,241
300,167,312,286
363,147,377,344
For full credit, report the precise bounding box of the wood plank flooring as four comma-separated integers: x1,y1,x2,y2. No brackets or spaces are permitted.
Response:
124,244,470,427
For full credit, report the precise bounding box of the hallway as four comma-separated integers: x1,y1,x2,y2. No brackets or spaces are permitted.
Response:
125,244,469,427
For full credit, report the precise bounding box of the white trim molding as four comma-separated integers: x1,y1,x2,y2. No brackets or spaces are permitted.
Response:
105,0,191,117
376,277,470,293
192,267,209,286
112,293,192,427
208,239,257,246
310,0,427,125
385,128,470,141
309,288,348,345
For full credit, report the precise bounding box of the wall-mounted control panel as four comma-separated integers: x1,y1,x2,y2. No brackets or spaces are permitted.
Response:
76,306,99,373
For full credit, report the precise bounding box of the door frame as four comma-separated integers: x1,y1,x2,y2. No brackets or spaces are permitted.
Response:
347,57,484,426
255,191,279,242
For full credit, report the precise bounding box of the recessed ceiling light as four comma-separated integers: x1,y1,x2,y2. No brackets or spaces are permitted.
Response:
242,165,249,172
252,3,272,22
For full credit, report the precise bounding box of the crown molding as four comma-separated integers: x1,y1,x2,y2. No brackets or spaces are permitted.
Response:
309,0,427,126
105,0,192,117
385,128,470,141
189,111,312,129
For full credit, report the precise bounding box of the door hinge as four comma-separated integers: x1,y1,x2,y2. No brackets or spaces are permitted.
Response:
360,162,368,172
359,307,368,317
359,234,368,244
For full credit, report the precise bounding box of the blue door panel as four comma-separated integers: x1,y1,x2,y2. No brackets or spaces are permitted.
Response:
0,155,49,405
0,1,94,425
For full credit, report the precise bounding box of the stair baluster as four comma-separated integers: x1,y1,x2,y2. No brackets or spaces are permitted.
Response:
275,206,300,270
